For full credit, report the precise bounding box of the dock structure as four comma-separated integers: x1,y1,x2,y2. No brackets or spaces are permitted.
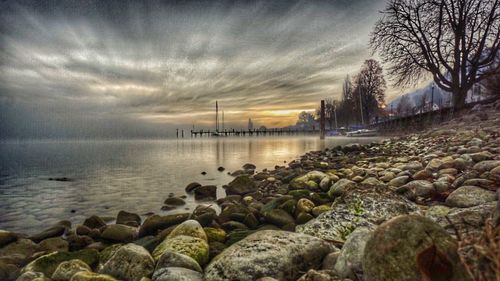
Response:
190,128,320,137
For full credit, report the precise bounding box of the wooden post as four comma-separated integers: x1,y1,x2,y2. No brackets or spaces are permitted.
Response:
320,100,325,139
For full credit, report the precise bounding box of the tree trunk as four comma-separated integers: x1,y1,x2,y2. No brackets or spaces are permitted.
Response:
452,87,467,109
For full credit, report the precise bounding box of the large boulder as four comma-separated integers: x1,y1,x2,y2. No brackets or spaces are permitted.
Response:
21,249,99,277
138,213,189,237
296,188,418,242
99,243,154,281
445,186,496,208
363,215,472,281
334,227,373,279
204,230,334,281
224,175,257,196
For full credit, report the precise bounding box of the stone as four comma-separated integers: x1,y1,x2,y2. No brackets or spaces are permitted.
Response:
321,250,341,270
473,160,500,173
204,228,226,243
296,212,314,224
296,198,315,213
396,180,434,199
29,221,70,243
435,202,496,237
469,151,494,162
290,171,328,190
21,249,99,277
264,209,295,228
361,177,383,186
99,244,123,265
133,236,160,253
51,259,91,281
379,172,396,182
193,185,217,200
224,176,257,196
297,188,418,242
334,227,372,279
83,216,106,229
116,211,142,226
71,272,118,281
16,272,50,281
164,197,186,206
445,186,496,207
101,224,137,242
327,179,356,198
387,176,409,187
185,182,202,193
155,251,202,272
152,267,203,281
297,270,346,281
190,205,217,226
152,235,209,265
425,158,443,171
412,169,432,180
0,238,39,264
0,230,17,247
166,220,207,242
138,214,189,237
363,215,471,281
39,237,69,253
99,244,154,281
312,205,331,217
0,261,19,281
209,241,226,259
204,230,334,281
319,177,332,191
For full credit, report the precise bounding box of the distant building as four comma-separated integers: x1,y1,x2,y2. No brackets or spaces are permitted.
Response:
248,118,253,130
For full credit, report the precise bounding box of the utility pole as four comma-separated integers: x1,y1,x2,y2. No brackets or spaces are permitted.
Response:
359,89,364,125
320,100,325,139
334,104,338,129
431,83,435,111
215,101,219,132
222,111,224,132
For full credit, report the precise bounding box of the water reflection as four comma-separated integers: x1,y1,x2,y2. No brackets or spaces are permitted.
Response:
0,136,380,233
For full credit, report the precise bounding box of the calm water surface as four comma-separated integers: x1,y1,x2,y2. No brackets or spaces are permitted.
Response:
0,136,381,234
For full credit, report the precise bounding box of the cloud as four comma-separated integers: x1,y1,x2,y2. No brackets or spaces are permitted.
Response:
0,0,387,138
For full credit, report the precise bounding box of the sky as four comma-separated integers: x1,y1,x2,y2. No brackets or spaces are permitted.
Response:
0,0,405,138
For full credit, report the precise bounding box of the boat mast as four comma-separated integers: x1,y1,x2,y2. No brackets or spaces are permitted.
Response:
215,101,219,132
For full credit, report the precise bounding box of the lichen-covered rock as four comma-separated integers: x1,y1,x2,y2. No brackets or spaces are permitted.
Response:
290,171,328,190
99,244,154,281
152,267,203,281
71,271,118,281
15,271,50,281
152,236,209,265
435,202,496,237
396,180,434,198
166,220,207,242
296,198,315,213
204,230,334,281
296,188,418,242
21,249,99,277
445,186,496,207
387,176,409,187
51,259,91,281
155,251,202,273
363,215,472,281
334,227,372,279
473,160,500,173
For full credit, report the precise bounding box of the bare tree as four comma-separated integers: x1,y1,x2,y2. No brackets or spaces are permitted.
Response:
397,94,413,115
353,59,387,123
371,0,500,109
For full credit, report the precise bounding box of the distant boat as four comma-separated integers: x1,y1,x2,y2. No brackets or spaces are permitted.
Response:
346,129,378,137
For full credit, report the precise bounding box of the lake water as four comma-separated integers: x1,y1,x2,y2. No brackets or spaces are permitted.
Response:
0,136,381,234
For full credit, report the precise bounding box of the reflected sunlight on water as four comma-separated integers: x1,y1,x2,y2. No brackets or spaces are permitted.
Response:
0,136,381,233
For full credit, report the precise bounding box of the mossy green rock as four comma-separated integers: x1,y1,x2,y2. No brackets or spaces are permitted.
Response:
312,205,331,217
204,227,226,243
152,235,209,265
51,259,91,281
166,220,207,242
363,215,472,281
99,244,123,265
21,249,99,277
278,199,297,214
264,209,295,227
260,196,293,215
225,230,256,246
288,189,310,200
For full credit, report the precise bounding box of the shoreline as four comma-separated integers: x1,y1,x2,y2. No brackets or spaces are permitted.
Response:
1,102,499,281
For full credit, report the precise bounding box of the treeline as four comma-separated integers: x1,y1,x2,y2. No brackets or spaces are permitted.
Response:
316,59,387,128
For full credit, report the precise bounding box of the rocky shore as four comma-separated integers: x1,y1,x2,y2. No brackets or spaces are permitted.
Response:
1,101,499,281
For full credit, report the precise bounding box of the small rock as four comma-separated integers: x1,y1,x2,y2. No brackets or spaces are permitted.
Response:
101,224,137,243
116,211,142,226
185,182,202,193
194,185,217,200
445,186,496,207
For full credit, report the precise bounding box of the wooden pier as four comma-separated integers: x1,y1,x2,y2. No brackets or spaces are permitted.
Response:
186,128,320,138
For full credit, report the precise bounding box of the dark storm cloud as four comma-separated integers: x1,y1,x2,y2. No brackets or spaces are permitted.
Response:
0,0,386,138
